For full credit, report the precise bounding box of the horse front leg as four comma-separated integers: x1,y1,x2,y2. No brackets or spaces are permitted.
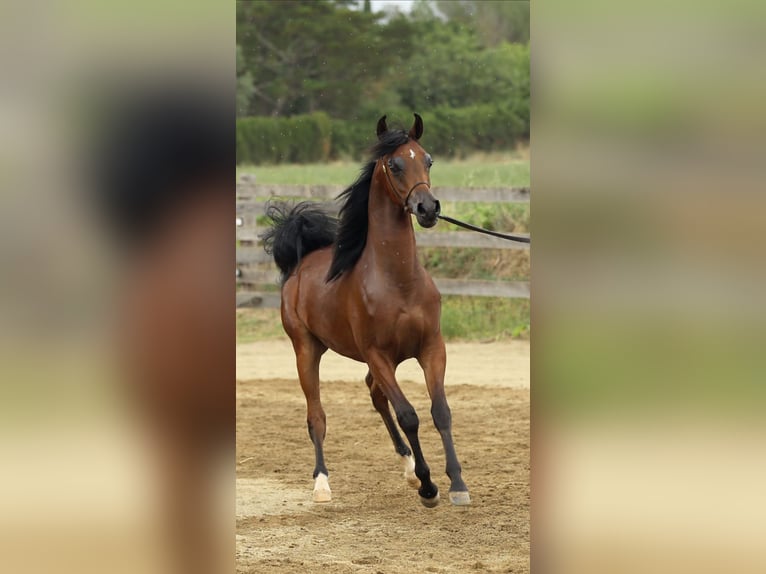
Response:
367,353,440,507
365,371,419,489
419,338,471,506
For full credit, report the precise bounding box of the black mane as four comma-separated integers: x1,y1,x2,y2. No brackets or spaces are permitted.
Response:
326,129,410,281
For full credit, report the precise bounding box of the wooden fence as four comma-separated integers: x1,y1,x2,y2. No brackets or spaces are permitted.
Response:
236,182,530,308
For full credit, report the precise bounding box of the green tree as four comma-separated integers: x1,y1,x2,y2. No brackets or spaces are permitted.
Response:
236,44,255,117
237,0,414,118
235,0,530,158
436,0,529,47
389,3,528,113
395,18,482,110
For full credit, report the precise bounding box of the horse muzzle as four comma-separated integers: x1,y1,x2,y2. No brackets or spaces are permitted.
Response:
409,189,440,228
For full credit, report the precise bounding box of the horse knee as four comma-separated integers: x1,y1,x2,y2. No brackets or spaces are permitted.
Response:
307,408,325,425
307,413,326,440
370,391,387,412
431,401,451,431
396,405,419,434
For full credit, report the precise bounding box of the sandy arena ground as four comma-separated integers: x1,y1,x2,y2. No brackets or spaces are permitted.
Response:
237,340,529,573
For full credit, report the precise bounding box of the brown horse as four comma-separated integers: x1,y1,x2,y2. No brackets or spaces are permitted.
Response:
262,114,470,507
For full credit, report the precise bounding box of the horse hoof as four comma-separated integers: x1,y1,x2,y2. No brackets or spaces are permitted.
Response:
312,473,331,503
419,491,440,508
449,491,471,506
312,488,332,503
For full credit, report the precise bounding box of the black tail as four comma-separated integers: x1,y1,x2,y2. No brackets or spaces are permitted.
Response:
260,201,337,283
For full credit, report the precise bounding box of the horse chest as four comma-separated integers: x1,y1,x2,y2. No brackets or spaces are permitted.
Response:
394,307,424,334
384,306,428,347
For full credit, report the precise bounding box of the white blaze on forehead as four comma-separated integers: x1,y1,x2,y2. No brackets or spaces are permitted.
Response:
409,148,415,159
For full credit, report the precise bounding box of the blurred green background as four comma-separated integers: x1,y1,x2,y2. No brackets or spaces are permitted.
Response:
533,2,766,572
236,0,529,163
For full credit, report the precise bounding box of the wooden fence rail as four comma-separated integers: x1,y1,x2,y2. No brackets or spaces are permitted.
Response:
236,182,530,203
236,183,529,308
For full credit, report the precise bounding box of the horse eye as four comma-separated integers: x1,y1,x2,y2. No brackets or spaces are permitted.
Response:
388,157,404,173
425,154,433,168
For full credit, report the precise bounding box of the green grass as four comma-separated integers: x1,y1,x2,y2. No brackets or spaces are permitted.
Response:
236,309,285,344
238,152,529,188
440,296,529,341
437,201,529,233
430,157,529,189
421,247,530,282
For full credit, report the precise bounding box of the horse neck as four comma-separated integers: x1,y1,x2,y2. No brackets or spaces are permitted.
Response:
363,166,420,283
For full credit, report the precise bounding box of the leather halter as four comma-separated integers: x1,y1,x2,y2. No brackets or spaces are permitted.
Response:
380,158,430,212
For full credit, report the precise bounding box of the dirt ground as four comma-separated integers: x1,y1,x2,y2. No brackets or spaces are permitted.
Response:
236,341,529,574
237,339,530,389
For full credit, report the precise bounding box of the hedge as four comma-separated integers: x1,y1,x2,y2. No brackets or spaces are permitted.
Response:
236,112,332,165
236,104,528,165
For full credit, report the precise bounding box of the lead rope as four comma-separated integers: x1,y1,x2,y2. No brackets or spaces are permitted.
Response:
437,214,531,244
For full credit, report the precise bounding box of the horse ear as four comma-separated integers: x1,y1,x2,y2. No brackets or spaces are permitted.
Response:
409,113,423,140
376,115,388,138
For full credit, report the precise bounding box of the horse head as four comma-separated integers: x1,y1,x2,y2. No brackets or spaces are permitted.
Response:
377,114,440,228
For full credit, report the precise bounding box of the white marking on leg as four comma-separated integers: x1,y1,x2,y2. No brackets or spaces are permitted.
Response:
409,148,415,159
312,472,332,503
401,455,419,488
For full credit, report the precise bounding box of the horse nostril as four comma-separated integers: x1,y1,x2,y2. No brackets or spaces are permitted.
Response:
416,203,426,215
434,200,441,214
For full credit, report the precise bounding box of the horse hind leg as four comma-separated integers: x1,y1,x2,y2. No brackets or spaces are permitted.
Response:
293,336,331,502
365,371,419,489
